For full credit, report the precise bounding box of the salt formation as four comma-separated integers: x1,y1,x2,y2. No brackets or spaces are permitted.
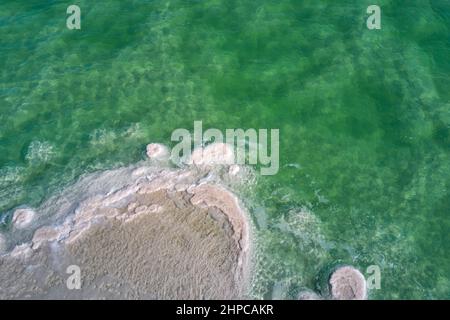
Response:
191,143,235,166
146,143,170,160
0,143,252,299
12,208,35,229
329,266,367,300
229,164,240,176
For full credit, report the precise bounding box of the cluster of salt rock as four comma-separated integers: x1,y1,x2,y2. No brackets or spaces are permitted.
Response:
1,142,368,300
0,143,252,299
148,142,244,179
298,266,367,300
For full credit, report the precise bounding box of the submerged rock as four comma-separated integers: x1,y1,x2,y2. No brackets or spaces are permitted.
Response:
12,208,35,229
329,266,367,300
0,155,252,299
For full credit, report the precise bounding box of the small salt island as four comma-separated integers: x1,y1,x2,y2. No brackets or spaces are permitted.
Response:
329,266,367,300
297,266,367,300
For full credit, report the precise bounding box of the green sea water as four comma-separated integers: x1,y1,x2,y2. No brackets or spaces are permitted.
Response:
0,0,449,299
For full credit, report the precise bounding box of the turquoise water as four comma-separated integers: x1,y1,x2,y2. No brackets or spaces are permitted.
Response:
0,0,449,299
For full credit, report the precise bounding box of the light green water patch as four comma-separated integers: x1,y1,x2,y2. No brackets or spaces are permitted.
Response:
0,0,449,299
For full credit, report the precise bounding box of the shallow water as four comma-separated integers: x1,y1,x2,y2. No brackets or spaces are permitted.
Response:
0,0,449,299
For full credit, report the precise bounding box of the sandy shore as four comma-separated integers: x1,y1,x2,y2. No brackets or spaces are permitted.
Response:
0,145,252,299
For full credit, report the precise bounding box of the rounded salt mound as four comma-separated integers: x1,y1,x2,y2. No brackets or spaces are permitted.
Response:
329,266,367,300
12,208,35,229
146,143,170,160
